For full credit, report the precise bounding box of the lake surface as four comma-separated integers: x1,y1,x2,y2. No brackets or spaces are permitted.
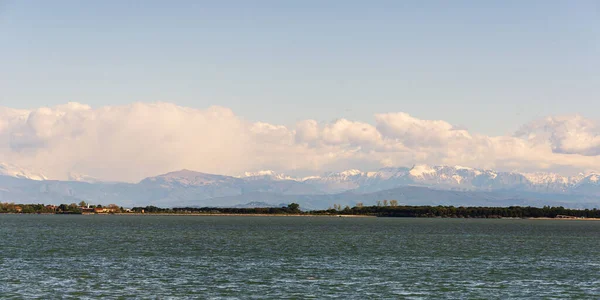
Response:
1,215,600,299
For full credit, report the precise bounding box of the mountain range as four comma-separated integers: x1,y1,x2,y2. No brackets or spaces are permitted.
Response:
1,163,600,209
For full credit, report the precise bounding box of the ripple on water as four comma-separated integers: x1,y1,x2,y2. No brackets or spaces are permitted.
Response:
1,216,600,298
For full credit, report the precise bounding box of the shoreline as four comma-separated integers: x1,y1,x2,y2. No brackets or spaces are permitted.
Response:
4,213,600,220
2,212,374,217
109,213,376,217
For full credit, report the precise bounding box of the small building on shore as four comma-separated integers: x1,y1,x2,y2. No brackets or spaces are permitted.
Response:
556,215,578,219
81,207,95,213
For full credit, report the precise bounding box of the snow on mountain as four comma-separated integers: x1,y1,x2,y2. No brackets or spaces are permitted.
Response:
0,163,48,181
4,163,600,208
300,175,322,181
233,165,600,195
337,169,363,177
301,169,367,193
573,173,600,186
318,169,366,180
300,164,600,194
454,165,473,170
3,160,595,195
401,165,493,189
409,164,437,177
5,162,600,206
522,172,574,185
570,173,600,196
365,167,411,180
455,165,482,175
241,170,296,181
68,172,101,183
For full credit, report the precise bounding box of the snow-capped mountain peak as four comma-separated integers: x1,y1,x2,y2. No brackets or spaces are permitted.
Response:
454,165,473,171
0,162,48,181
5,162,600,198
68,172,101,183
522,172,574,185
316,169,365,182
337,169,363,177
409,164,436,177
241,170,295,181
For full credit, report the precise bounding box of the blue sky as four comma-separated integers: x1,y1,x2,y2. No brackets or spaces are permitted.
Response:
1,0,598,136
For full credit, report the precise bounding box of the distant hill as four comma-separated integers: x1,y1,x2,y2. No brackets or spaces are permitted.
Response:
1,164,600,209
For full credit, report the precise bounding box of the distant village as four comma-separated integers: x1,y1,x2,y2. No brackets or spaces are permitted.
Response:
0,201,144,214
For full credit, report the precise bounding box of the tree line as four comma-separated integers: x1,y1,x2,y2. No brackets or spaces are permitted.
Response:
2,201,600,218
313,205,600,218
131,203,302,214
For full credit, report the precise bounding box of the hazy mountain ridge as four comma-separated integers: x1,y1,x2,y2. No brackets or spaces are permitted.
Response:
1,164,600,209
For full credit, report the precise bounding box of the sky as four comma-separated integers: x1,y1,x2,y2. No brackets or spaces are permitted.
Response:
0,1,599,181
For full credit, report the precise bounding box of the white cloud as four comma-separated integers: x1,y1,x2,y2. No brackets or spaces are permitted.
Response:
515,115,600,156
1,102,599,182
375,112,472,148
296,118,382,147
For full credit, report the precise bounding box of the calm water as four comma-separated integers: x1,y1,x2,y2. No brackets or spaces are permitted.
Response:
1,215,600,299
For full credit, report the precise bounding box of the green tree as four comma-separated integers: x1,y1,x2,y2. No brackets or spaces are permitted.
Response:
108,204,120,213
287,203,300,213
68,203,81,213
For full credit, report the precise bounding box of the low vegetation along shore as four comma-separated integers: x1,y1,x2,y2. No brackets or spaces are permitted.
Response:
1,201,600,219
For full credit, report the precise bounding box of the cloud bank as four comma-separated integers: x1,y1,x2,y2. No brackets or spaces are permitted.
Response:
1,102,600,182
